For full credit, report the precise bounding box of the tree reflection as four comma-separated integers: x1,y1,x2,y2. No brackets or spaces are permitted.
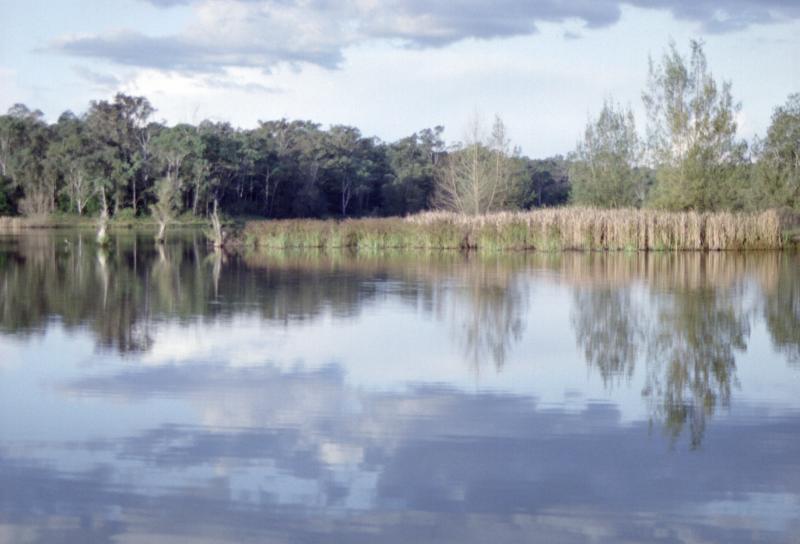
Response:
570,253,751,447
643,285,747,448
571,286,642,387
763,253,800,366
0,234,529,370
444,257,528,372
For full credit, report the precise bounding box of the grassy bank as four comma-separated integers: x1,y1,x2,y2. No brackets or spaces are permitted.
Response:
242,208,797,252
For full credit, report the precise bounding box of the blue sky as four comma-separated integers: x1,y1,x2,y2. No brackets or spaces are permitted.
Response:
0,0,798,157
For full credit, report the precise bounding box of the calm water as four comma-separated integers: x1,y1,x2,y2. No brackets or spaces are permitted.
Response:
1,230,799,543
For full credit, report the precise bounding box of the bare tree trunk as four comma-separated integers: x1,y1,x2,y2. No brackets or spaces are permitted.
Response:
341,178,352,217
193,184,200,216
155,220,167,244
209,198,225,249
97,187,110,246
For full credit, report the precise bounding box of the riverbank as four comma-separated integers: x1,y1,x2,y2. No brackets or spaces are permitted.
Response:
3,208,798,251
242,208,799,251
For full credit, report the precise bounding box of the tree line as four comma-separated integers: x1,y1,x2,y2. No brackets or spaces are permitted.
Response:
569,40,799,212
0,96,567,220
0,39,796,221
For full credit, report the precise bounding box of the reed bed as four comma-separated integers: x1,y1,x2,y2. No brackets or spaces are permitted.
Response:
242,207,792,252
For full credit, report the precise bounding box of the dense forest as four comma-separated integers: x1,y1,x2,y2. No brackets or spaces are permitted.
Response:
0,97,569,220
0,40,796,221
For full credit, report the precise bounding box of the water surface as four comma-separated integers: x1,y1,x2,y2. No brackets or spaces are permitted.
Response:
1,230,799,543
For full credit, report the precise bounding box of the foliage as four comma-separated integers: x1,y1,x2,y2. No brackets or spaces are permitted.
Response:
569,100,645,207
642,40,747,211
150,177,179,242
751,94,800,211
519,155,570,208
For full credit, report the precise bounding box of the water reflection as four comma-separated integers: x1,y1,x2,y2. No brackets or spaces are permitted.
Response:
1,232,799,542
763,253,800,367
571,285,642,387
644,283,747,448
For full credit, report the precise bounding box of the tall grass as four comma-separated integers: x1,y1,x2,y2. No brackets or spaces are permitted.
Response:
242,207,792,251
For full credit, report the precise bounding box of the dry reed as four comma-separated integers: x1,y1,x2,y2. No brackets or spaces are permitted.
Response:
243,207,792,252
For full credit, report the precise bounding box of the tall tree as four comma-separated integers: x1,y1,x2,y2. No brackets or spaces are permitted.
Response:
85,93,154,215
45,112,97,215
434,114,521,215
323,125,377,217
383,127,444,215
1,105,53,216
751,93,800,210
569,100,644,208
643,40,746,211
200,121,243,216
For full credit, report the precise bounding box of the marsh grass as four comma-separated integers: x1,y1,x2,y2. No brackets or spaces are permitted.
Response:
243,207,792,252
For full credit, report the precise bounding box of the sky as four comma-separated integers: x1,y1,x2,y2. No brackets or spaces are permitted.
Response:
0,0,798,158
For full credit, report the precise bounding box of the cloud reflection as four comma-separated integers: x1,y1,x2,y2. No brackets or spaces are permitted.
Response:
4,360,800,542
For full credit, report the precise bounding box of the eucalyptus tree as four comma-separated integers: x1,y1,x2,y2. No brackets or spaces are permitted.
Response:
85,93,154,215
643,40,746,211
435,114,521,215
150,177,178,243
151,124,203,241
85,98,130,215
45,112,97,215
249,119,298,217
569,100,644,208
0,105,53,216
383,127,444,215
324,125,372,217
199,120,259,218
290,121,328,217
116,94,155,214
751,94,800,210
0,107,30,213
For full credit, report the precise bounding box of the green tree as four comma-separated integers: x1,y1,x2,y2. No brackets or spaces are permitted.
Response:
85,94,154,216
323,125,375,217
751,94,800,210
152,124,203,197
151,124,204,239
518,155,570,208
383,127,444,215
2,105,53,216
643,40,746,211
151,177,179,243
45,112,97,215
569,100,644,207
200,121,243,216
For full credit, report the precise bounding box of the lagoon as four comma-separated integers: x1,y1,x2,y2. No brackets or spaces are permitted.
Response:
0,230,799,543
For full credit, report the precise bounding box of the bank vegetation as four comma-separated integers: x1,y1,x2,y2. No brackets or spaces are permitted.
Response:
241,208,797,252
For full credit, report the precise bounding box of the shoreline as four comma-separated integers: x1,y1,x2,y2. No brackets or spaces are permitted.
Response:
3,208,799,251
241,209,800,252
